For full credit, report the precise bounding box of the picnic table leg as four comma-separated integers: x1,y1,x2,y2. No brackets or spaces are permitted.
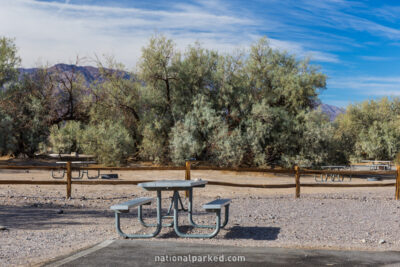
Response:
220,205,230,228
173,190,221,238
138,190,173,228
166,192,187,215
87,169,101,179
187,188,229,229
115,191,162,238
187,188,216,229
51,169,65,179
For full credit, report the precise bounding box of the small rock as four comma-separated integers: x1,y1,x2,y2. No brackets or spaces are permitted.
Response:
361,239,366,243
379,239,386,244
0,225,7,231
56,209,64,214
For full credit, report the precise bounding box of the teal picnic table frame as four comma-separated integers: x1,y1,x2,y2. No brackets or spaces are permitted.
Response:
114,180,229,238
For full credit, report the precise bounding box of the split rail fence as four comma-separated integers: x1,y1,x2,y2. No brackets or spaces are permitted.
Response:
0,161,399,200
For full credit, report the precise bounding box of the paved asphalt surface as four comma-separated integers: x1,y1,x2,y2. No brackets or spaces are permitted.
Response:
43,240,400,267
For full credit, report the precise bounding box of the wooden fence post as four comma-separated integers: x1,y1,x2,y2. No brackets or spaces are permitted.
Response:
396,166,400,200
66,161,72,199
295,165,300,198
185,160,191,197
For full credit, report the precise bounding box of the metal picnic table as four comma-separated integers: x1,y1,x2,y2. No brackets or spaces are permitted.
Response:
361,160,392,171
315,165,352,182
369,164,392,171
111,179,230,239
51,161,100,179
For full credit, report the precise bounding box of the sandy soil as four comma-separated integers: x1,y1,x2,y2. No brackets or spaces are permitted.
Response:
0,163,399,266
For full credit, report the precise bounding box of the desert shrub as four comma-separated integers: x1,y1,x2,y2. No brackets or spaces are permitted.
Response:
335,97,400,161
139,123,167,163
354,120,400,161
81,120,134,166
169,95,222,165
281,109,339,168
211,127,248,167
169,120,204,165
48,121,83,154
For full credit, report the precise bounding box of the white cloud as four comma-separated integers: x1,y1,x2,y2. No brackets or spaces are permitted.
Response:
359,56,393,61
0,0,339,68
329,76,400,96
268,39,339,63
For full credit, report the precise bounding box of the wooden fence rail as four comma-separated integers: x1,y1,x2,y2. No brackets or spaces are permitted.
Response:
0,161,399,200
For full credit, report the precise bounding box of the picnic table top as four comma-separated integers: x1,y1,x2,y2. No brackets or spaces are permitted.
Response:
138,179,207,191
321,166,348,169
56,161,97,164
361,160,392,163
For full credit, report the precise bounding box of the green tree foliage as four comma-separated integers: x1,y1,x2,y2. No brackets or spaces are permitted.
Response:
90,57,142,151
1,35,339,167
169,95,226,164
80,120,134,166
0,37,20,89
335,97,400,161
49,62,91,124
0,37,19,155
48,121,83,154
169,37,328,167
0,37,50,156
0,110,16,154
138,35,180,162
282,109,345,167
0,82,50,156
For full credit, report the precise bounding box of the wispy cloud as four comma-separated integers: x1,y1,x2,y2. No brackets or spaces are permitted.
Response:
359,56,394,61
268,39,339,63
259,0,400,43
329,76,400,96
0,0,342,67
0,0,261,68
373,5,400,23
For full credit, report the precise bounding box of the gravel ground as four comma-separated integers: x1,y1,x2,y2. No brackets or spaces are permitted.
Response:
1,186,400,266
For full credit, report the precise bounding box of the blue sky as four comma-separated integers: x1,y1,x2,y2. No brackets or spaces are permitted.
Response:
1,0,400,107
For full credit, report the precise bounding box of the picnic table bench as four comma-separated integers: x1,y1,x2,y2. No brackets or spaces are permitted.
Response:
110,180,231,239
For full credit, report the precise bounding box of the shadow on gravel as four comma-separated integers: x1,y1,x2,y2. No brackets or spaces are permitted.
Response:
0,204,198,231
157,226,192,238
225,226,280,240
0,204,114,230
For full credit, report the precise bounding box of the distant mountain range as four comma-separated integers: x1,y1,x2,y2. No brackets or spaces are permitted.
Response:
319,103,345,121
18,64,105,83
18,64,346,121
